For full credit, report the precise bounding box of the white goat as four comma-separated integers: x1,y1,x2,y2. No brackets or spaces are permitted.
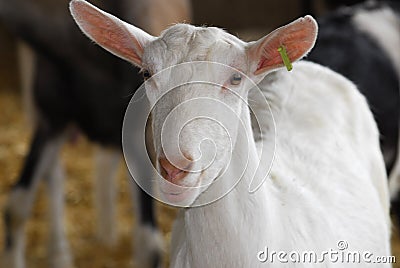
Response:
70,0,391,267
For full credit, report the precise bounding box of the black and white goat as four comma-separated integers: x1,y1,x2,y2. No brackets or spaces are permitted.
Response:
306,0,400,219
0,0,191,267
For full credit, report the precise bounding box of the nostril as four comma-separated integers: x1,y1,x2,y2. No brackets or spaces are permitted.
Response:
159,157,191,183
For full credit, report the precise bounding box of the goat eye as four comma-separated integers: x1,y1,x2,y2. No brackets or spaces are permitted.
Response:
230,73,242,85
142,70,151,80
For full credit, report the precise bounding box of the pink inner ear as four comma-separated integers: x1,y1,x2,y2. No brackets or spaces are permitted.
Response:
253,16,317,75
71,0,143,65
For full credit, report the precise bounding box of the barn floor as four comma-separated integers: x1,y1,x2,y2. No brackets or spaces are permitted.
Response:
0,88,399,267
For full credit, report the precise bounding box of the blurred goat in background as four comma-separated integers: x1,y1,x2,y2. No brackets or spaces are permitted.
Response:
0,0,191,268
305,0,400,224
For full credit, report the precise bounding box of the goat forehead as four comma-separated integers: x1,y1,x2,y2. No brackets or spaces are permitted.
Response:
143,24,246,71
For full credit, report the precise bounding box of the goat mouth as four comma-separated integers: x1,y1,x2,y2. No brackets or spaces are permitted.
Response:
160,175,202,193
159,174,203,203
160,188,190,196
160,186,195,203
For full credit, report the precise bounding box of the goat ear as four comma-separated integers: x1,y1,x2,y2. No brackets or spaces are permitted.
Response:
70,0,154,67
247,16,318,75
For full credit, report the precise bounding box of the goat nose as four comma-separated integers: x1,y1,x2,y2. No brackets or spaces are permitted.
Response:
159,157,191,184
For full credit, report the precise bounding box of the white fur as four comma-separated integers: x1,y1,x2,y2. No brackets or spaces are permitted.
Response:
170,61,391,267
142,25,390,268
